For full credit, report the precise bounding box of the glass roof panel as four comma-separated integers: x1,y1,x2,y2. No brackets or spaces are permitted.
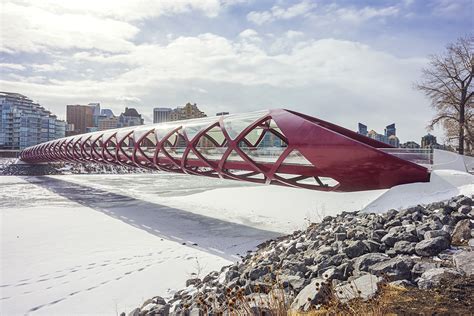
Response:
182,117,219,142
223,110,268,140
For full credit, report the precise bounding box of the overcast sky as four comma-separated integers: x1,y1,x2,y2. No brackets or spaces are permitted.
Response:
0,0,472,142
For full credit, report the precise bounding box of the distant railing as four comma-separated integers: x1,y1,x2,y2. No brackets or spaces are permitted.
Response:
0,149,21,158
379,148,433,167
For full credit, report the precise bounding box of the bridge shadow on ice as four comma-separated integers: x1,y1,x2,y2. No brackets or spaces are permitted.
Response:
24,176,282,261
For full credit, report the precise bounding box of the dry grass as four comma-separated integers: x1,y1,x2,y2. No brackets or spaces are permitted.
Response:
289,284,406,316
179,270,407,316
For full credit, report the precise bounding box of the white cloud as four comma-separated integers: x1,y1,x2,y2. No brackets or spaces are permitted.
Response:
431,0,471,17
0,63,26,71
247,0,315,25
116,96,142,103
334,6,399,23
238,29,259,39
0,33,433,141
30,63,66,72
1,2,139,53
6,0,223,21
0,0,246,53
247,2,400,26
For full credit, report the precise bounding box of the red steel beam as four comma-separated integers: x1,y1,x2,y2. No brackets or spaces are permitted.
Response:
19,109,430,191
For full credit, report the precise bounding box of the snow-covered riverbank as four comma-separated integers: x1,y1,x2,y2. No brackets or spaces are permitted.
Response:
1,171,472,315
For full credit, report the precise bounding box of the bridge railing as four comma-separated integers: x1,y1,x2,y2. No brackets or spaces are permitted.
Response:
379,148,433,168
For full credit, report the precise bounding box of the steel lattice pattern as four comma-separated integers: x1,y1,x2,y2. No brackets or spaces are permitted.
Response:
20,109,430,191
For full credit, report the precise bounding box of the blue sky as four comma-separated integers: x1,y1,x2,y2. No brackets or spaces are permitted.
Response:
0,0,472,142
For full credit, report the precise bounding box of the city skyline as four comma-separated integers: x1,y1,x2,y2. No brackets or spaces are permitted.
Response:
1,90,451,145
1,1,472,143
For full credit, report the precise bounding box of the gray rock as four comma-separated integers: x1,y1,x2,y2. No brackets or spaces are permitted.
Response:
397,231,419,243
390,241,416,255
385,219,402,228
150,304,170,316
443,204,456,215
320,264,351,281
369,256,414,281
371,229,387,242
281,260,307,274
280,274,305,291
450,212,470,226
412,261,441,276
326,253,347,266
153,297,167,306
363,240,382,252
248,266,270,281
381,229,417,246
225,269,239,282
389,279,414,288
335,274,380,302
453,251,474,276
186,278,200,287
457,196,473,206
424,230,450,240
459,205,472,214
335,232,347,241
290,278,330,311
417,268,463,289
344,240,368,259
286,244,298,255
451,219,471,245
381,233,399,247
309,245,335,257
469,238,474,247
429,218,444,230
415,237,450,257
128,308,140,316
353,253,389,274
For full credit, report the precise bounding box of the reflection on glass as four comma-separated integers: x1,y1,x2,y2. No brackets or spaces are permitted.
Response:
223,110,268,140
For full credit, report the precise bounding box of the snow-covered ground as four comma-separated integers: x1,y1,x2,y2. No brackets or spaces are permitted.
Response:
52,174,385,233
1,170,473,315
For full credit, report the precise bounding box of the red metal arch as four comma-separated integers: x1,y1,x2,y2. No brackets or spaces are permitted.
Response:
19,109,430,192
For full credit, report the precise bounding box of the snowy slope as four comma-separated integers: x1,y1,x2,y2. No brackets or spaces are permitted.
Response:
54,174,386,233
0,176,233,315
363,170,474,212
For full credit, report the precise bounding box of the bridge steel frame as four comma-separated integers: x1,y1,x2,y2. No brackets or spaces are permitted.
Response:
20,109,430,191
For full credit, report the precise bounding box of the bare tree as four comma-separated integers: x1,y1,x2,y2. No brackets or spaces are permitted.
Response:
416,35,473,155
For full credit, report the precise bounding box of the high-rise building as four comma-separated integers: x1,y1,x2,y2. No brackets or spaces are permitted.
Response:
100,109,115,118
0,92,65,150
118,107,144,127
153,108,172,123
421,133,443,149
169,103,206,121
358,122,399,147
388,135,400,147
153,103,207,123
385,123,396,138
367,130,388,144
89,102,101,127
401,141,420,149
66,104,94,135
55,119,66,139
358,123,368,136
98,117,119,130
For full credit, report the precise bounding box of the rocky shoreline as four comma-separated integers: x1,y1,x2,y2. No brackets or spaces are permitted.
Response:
129,195,474,315
1,160,153,176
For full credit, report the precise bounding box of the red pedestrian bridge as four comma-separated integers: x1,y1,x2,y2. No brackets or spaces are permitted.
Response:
20,109,430,191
